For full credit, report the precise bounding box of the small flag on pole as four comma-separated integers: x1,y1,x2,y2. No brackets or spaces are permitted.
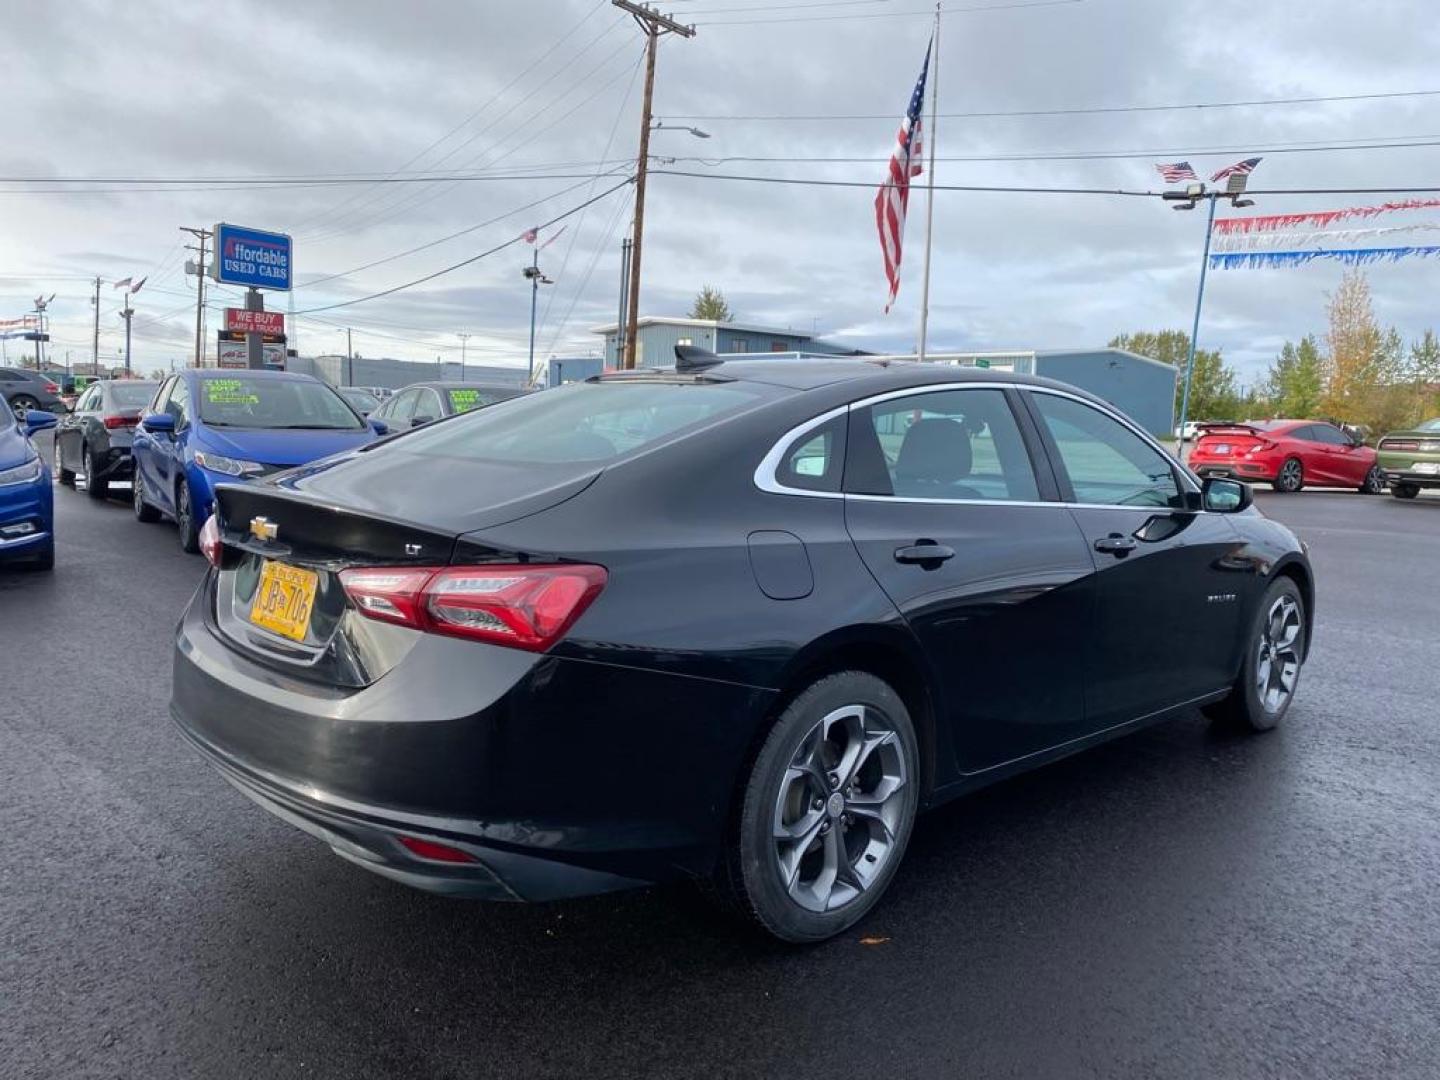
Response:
874,37,932,313
521,227,539,244
130,277,147,294
1154,161,1198,184
112,277,132,290
1210,157,1262,182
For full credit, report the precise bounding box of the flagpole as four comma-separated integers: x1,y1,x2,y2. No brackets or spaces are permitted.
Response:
915,4,940,362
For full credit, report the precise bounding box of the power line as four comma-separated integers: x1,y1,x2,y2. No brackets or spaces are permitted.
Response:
659,87,1440,122
0,171,629,195
294,177,633,315
291,0,613,237
693,0,1080,25
295,172,629,290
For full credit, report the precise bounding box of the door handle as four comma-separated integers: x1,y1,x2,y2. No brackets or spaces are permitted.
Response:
1093,533,1137,557
894,542,955,567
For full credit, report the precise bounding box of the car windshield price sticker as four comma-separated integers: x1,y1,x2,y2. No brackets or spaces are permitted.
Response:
206,379,260,405
447,388,484,413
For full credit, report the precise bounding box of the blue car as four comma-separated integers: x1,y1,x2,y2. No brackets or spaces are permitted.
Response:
0,406,58,569
131,369,381,552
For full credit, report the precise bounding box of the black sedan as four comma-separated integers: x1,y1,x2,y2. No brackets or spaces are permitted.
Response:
54,379,158,498
369,380,528,430
170,357,1313,942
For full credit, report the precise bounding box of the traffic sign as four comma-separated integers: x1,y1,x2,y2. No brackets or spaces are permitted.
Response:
225,308,285,335
212,223,293,290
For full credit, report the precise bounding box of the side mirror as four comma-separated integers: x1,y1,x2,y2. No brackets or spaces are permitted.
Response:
410,415,434,428
1201,476,1252,513
368,418,389,436
141,412,176,433
23,409,58,435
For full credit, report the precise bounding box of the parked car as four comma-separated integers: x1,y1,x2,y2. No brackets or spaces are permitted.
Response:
1376,417,1440,499
1174,420,1202,442
1188,419,1384,493
131,369,380,553
337,386,381,417
0,367,64,419
370,380,530,430
0,405,58,569
54,379,159,499
170,356,1313,942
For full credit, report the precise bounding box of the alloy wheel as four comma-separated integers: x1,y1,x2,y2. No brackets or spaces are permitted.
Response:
771,704,908,914
10,395,37,421
1255,594,1302,713
1363,465,1385,494
1279,459,1302,492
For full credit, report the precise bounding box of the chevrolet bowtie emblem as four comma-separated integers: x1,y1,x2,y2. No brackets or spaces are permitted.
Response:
249,516,278,541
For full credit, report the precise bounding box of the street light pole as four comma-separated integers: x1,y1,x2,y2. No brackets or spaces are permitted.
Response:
119,291,134,375
457,331,470,380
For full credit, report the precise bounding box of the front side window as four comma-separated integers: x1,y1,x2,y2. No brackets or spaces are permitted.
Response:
846,388,1040,502
196,376,364,430
1311,424,1349,446
1030,392,1182,508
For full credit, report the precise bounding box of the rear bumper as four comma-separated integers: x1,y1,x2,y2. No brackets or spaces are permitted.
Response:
170,575,775,900
1192,462,1275,482
94,447,134,478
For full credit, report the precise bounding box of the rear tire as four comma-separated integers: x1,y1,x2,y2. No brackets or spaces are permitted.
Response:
1204,576,1306,733
84,443,108,500
58,462,75,486
1272,457,1304,493
1391,482,1420,500
133,474,160,522
9,394,37,421
1359,465,1385,495
175,478,200,553
711,671,920,943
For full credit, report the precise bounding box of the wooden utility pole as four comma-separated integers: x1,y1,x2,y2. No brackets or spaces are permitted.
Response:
180,226,212,366
90,276,101,369
612,1,694,369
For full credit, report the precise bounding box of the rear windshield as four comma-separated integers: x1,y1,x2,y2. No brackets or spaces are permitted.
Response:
1416,417,1440,432
340,388,380,412
110,382,157,408
446,386,525,414
197,376,365,430
396,380,769,464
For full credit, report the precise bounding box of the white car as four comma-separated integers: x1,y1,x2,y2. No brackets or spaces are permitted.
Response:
1174,420,1202,442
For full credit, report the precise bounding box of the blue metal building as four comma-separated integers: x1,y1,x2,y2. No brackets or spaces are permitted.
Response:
592,316,856,367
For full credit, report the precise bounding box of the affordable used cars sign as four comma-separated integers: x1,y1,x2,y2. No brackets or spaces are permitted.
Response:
213,223,293,290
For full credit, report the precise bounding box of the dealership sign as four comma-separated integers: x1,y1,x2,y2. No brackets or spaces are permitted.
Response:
225,308,285,335
212,223,292,290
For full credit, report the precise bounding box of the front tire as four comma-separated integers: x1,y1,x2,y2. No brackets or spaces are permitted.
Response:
9,394,37,421
1359,465,1386,494
713,671,920,943
1272,457,1304,493
1205,576,1306,733
133,474,160,522
1391,482,1420,500
175,478,200,553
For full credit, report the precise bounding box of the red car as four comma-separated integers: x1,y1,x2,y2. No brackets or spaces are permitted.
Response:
1188,419,1384,494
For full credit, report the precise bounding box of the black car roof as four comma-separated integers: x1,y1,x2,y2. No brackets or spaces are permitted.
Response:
604,357,1081,397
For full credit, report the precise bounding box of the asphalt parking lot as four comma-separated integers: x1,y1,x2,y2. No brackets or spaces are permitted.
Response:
4,438,1439,1080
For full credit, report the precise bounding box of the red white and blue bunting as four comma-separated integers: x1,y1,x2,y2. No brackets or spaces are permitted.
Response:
1210,199,1440,269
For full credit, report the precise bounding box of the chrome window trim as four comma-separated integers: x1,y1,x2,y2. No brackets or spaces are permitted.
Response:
753,380,1202,506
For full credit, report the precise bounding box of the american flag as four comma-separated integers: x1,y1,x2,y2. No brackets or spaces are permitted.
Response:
874,38,932,313
1154,161,1198,184
1210,157,1262,182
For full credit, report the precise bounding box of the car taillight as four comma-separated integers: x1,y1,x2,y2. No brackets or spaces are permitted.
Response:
199,515,222,568
102,414,139,429
43,382,59,394
339,564,607,652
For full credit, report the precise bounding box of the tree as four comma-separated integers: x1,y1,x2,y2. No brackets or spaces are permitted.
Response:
1321,270,1385,420
689,285,733,322
1263,335,1324,419
1408,329,1440,386
1109,329,1241,421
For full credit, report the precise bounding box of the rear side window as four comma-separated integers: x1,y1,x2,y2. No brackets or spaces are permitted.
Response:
775,416,846,493
396,381,768,464
846,388,1041,502
109,383,156,409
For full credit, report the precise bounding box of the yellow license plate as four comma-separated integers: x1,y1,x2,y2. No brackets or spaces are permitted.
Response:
249,560,319,642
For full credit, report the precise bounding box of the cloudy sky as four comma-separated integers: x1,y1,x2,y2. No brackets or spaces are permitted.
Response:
3,0,1439,385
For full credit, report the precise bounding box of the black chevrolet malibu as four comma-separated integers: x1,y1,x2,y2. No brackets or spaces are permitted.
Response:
171,357,1313,942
